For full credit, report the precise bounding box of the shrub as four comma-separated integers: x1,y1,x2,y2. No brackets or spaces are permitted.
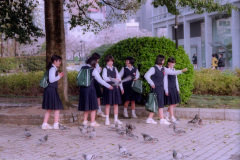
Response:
90,43,114,56
99,37,195,104
193,69,240,96
0,56,46,73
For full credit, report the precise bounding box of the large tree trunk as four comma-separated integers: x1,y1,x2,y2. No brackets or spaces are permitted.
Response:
175,15,178,49
0,34,3,57
45,0,70,108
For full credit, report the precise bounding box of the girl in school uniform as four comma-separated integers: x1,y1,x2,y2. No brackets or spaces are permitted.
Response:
102,55,124,125
78,57,113,127
164,57,181,122
144,55,187,125
42,55,64,130
119,56,140,118
91,53,106,118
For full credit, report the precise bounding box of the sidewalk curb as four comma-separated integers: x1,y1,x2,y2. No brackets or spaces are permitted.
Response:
0,103,239,126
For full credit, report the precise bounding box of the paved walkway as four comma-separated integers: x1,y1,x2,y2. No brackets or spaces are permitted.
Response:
0,118,239,160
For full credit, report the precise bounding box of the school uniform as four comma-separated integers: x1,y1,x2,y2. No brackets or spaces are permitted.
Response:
42,64,63,110
78,65,111,111
102,65,123,105
144,65,182,108
119,66,140,102
94,63,103,98
164,67,181,105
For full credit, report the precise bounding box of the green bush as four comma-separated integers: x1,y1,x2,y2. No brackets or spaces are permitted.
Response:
0,56,46,73
90,43,114,56
193,68,240,96
99,37,194,104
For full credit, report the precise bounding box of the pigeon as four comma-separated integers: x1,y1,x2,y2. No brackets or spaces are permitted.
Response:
141,133,158,143
118,144,132,157
126,128,138,140
86,125,94,133
82,154,98,160
24,128,31,139
173,124,186,135
126,123,136,132
108,123,120,131
39,135,48,143
79,127,88,137
169,122,177,128
89,128,96,139
110,76,132,86
116,128,125,138
198,119,203,126
187,115,200,126
59,124,67,130
173,149,189,159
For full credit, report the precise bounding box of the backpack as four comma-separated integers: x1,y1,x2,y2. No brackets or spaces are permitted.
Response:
39,71,49,88
76,68,93,87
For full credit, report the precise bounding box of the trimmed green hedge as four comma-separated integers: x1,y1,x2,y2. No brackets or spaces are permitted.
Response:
99,37,194,104
0,56,46,73
193,69,240,96
0,69,239,98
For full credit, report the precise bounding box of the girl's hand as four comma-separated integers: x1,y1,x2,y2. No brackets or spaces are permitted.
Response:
115,79,121,81
58,72,64,78
165,93,169,96
134,78,137,81
178,91,180,93
109,86,113,90
100,67,102,71
151,85,155,89
182,68,188,72
121,90,124,94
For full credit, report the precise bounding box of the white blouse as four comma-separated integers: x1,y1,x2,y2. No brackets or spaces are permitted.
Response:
144,65,182,86
164,68,180,93
95,63,101,73
119,66,140,79
49,64,60,83
102,65,123,90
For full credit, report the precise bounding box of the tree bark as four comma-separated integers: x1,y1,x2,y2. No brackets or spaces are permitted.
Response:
0,34,3,57
44,0,70,108
175,15,178,49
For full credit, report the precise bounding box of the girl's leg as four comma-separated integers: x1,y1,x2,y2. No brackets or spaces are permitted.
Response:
83,111,90,122
123,101,130,117
42,110,53,129
131,101,137,118
43,110,52,123
105,104,111,125
90,110,96,123
159,108,171,124
97,98,105,117
169,105,174,117
113,104,123,124
53,110,60,129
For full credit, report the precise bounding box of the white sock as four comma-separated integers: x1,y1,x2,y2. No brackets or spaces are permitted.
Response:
114,114,118,121
43,123,48,125
132,110,135,114
124,108,127,112
106,115,109,120
98,106,102,112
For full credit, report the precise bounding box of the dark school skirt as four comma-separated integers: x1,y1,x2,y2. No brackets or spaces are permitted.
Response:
78,85,98,111
94,80,103,98
164,87,181,105
102,86,122,105
42,86,63,110
122,82,140,102
155,86,165,108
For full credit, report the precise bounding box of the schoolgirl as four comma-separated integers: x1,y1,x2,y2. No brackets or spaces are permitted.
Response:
78,57,113,127
119,56,140,118
102,55,124,125
144,55,187,125
42,55,64,130
164,57,181,122
91,53,106,118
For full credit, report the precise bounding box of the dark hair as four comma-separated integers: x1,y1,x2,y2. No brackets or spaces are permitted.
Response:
220,54,223,57
155,55,165,65
105,55,114,63
126,56,135,65
86,57,97,68
91,52,101,60
166,57,176,68
47,55,62,70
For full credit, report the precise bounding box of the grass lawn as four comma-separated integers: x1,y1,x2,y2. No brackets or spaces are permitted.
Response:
0,94,239,109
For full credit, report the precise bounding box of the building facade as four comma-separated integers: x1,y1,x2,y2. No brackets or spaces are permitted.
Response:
151,0,240,69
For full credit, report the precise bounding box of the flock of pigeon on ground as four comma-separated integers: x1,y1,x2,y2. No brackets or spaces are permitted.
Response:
23,114,203,160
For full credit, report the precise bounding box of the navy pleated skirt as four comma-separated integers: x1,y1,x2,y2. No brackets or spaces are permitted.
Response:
94,80,103,98
122,82,140,102
42,87,63,110
102,86,122,105
155,86,165,108
164,87,181,105
78,84,98,111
